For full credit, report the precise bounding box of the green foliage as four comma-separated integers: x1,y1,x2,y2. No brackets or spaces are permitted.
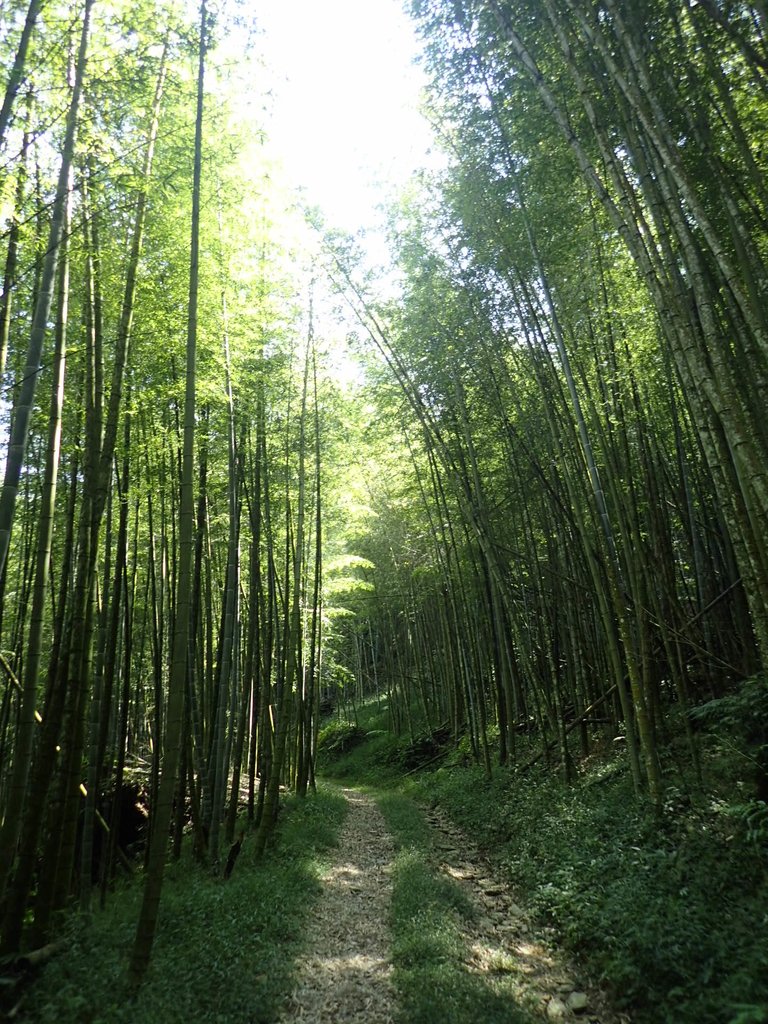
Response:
320,703,413,784
689,678,768,852
691,676,768,737
377,791,533,1024
691,678,768,790
316,720,366,760
323,727,410,783
23,788,347,1024
411,762,768,1024
737,800,768,848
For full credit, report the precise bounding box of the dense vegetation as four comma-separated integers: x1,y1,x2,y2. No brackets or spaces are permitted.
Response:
21,788,348,1023
321,699,768,1024
0,0,767,1020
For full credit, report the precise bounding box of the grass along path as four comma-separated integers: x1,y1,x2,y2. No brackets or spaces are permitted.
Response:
377,791,629,1024
320,712,768,1022
21,783,629,1024
20,788,348,1024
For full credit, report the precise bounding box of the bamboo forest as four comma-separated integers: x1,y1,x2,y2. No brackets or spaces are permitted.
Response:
0,0,767,1021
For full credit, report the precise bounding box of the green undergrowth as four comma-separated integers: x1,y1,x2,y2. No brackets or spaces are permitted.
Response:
21,786,348,1024
327,700,768,1024
412,760,768,1024
318,701,440,785
376,791,534,1024
318,707,409,784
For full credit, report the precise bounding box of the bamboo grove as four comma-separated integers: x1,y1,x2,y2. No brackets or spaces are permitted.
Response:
0,0,362,975
328,0,768,806
1,0,768,983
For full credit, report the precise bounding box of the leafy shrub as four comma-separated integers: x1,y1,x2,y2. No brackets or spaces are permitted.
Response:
738,799,768,846
316,720,366,760
319,718,411,782
691,675,768,802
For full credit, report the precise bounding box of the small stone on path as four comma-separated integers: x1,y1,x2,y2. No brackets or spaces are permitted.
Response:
547,996,569,1019
568,991,589,1013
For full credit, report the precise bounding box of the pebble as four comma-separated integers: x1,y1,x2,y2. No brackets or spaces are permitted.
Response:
547,996,568,1020
567,991,589,1013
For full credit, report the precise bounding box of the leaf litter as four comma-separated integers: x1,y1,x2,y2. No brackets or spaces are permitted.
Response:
279,789,396,1024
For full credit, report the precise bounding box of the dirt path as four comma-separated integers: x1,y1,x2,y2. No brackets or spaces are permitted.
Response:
281,789,627,1024
280,789,397,1024
423,805,630,1024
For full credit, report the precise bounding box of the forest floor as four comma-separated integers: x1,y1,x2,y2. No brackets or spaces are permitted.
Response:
282,786,627,1024
21,750,766,1024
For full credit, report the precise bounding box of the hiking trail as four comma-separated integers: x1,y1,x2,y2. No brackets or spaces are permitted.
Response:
281,788,629,1024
